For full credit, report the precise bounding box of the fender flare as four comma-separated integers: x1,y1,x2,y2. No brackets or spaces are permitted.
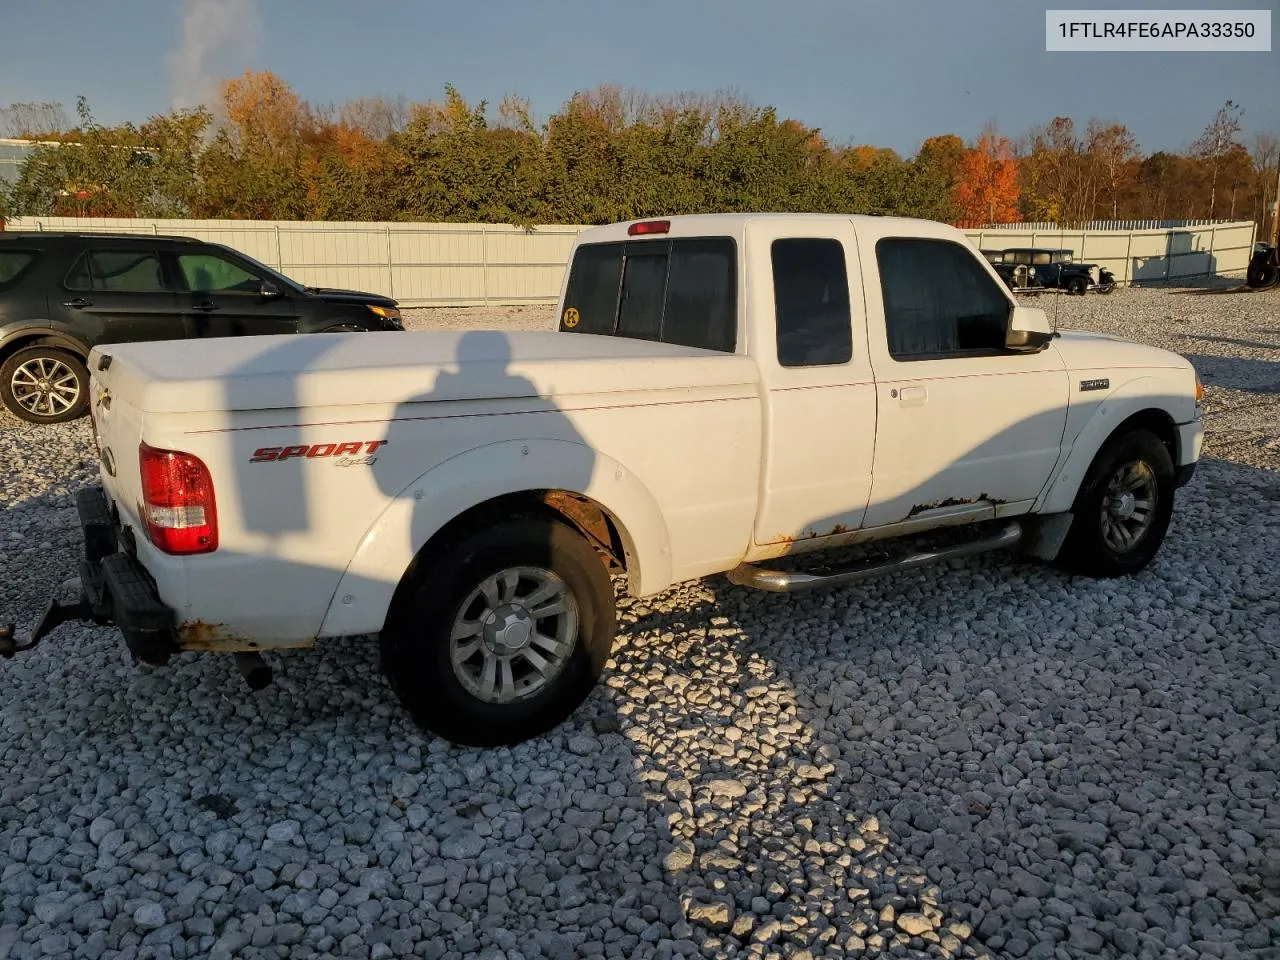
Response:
316,438,673,638
0,325,84,362
1036,375,1186,515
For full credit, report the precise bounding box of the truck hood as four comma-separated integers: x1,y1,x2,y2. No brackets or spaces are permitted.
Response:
1052,328,1192,373
90,330,760,415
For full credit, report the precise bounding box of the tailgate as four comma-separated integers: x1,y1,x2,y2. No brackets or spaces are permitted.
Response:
87,349,146,535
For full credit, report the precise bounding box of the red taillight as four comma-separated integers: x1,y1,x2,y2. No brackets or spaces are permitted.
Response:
628,219,670,236
138,442,218,555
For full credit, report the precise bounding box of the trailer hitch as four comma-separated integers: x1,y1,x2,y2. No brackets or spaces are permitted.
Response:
0,581,93,659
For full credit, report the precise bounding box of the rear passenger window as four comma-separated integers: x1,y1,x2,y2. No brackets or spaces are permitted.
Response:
65,249,170,294
876,238,1011,360
771,238,853,367
559,238,736,352
0,250,37,289
559,245,622,336
615,251,667,341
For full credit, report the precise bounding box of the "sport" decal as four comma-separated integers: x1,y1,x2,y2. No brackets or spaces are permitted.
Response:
250,440,389,463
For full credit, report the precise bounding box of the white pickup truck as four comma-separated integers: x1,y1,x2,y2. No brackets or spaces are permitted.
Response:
2,214,1204,747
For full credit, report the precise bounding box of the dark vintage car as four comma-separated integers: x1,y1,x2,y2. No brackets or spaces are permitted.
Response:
981,249,1044,295
999,248,1116,295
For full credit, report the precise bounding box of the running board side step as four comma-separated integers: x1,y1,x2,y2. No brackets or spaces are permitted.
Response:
726,520,1024,593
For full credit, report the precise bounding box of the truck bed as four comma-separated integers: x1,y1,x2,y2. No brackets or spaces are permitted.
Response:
92,330,758,415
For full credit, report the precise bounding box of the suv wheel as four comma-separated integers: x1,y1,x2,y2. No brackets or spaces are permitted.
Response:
379,516,617,747
0,346,91,424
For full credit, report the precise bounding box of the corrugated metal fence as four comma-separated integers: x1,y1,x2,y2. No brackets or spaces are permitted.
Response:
5,216,1258,306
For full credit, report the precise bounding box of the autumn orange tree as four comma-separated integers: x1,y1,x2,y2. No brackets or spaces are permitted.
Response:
951,129,1021,225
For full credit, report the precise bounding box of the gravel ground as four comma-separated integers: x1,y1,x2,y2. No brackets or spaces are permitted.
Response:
1,288,1277,960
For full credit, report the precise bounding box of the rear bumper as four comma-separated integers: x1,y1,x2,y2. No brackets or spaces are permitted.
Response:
63,487,180,664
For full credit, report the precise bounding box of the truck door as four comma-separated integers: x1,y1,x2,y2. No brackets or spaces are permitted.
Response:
750,222,878,548
856,229,1070,528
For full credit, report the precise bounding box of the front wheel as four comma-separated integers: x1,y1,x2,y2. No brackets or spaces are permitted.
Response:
0,346,91,424
379,516,617,747
1067,276,1089,295
1055,429,1176,577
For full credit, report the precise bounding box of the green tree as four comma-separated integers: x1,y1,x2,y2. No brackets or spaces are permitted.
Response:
9,96,212,217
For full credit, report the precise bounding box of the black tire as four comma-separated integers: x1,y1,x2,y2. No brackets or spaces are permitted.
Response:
0,346,91,424
379,516,617,747
1055,429,1176,578
1247,262,1279,290
1067,276,1089,296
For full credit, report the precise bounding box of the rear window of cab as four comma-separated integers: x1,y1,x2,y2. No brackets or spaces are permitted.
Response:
558,237,737,353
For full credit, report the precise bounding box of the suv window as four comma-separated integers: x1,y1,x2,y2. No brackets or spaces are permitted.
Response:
876,238,1011,360
0,250,37,289
66,249,170,294
177,251,262,294
559,238,736,352
771,238,853,367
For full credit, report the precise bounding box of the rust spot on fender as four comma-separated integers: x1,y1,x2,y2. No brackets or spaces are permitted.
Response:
542,491,625,570
177,620,314,653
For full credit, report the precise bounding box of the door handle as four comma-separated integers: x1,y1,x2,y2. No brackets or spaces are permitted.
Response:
192,302,219,312
62,298,92,308
899,386,927,406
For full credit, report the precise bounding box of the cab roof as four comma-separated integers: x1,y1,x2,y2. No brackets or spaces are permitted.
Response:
574,212,964,245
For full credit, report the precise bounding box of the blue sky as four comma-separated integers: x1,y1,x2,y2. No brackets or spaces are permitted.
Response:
1,0,1276,156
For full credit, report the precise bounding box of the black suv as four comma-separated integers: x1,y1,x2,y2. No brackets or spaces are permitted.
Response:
0,232,404,424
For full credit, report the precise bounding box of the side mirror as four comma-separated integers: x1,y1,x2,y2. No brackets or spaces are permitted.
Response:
260,279,281,299
1006,304,1054,352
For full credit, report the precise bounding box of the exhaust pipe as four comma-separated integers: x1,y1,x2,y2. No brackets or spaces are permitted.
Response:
234,652,273,690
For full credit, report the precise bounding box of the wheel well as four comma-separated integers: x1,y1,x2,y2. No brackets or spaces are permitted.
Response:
1109,409,1179,465
388,489,631,624
0,334,88,367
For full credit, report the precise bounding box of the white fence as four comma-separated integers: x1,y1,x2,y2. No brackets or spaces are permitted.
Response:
4,216,1258,306
966,220,1257,288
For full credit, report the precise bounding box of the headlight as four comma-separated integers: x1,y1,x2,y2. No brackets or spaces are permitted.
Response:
366,304,401,321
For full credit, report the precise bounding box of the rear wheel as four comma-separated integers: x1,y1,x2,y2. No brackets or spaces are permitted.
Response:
379,516,617,747
1056,429,1175,577
0,346,90,424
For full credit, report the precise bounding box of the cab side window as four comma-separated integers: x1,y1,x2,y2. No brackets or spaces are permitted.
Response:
876,238,1011,360
771,238,853,368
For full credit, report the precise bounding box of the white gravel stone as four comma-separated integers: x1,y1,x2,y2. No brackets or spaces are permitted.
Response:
1,289,1277,959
